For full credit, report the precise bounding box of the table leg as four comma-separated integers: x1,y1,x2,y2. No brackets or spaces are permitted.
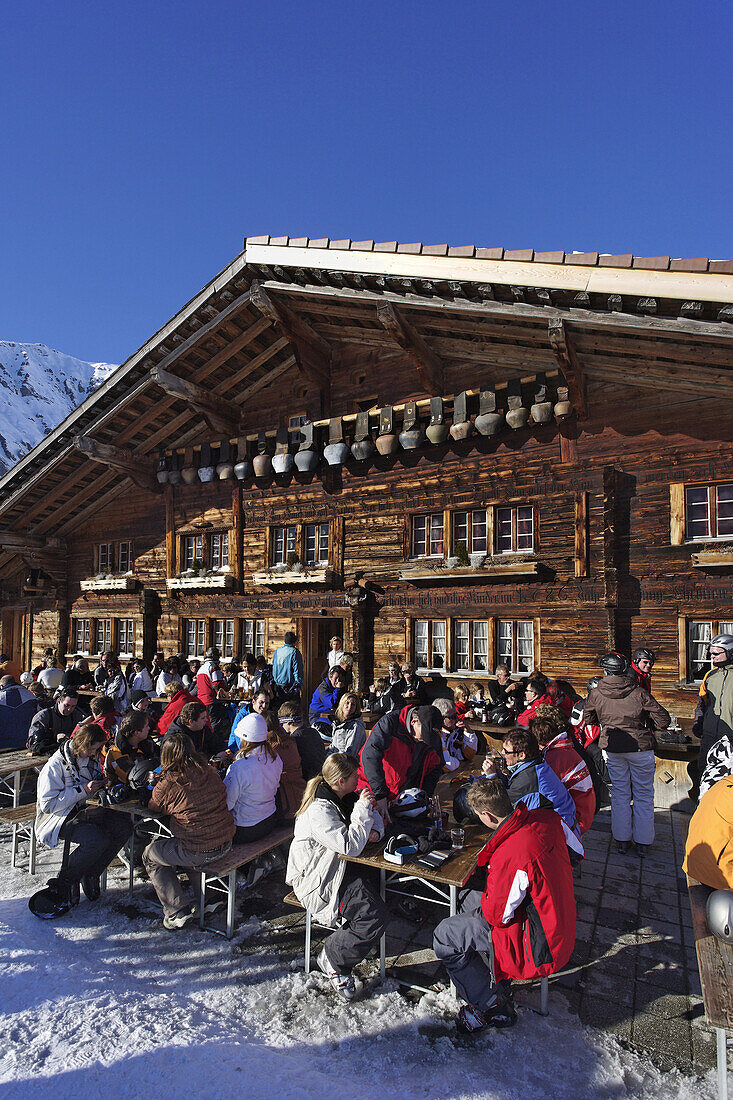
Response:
717,1028,729,1100
227,871,236,940
450,885,457,917
128,816,136,899
13,769,21,808
380,868,386,981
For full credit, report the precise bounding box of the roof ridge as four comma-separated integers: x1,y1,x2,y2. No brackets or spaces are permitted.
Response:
243,236,733,274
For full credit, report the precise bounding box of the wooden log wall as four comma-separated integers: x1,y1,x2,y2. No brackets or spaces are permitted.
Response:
12,355,729,715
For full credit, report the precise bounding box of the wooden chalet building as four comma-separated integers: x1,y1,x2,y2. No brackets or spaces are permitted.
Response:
0,237,732,712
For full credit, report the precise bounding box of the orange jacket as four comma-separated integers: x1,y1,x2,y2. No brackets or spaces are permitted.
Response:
683,775,733,890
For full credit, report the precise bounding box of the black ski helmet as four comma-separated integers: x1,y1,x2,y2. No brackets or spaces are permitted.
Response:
632,648,656,666
599,652,630,676
452,780,480,825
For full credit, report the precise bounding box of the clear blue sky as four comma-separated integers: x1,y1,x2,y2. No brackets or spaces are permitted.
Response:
1,1,730,364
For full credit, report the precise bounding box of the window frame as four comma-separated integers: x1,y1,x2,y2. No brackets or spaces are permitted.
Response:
411,616,536,677
184,618,208,660
413,619,448,672
684,483,733,543
684,617,733,683
97,542,115,573
269,521,335,570
117,618,135,659
452,510,489,556
241,618,266,658
96,618,112,655
118,541,133,574
74,619,91,656
305,522,329,565
213,618,235,659
411,513,445,559
495,505,535,555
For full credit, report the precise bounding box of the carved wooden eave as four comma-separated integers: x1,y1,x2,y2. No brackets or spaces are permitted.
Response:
149,366,242,436
548,318,587,419
73,435,161,493
376,301,444,396
249,281,331,400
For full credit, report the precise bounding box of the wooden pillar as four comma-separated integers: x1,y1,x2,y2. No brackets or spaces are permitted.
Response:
232,485,243,592
165,485,175,578
574,492,588,578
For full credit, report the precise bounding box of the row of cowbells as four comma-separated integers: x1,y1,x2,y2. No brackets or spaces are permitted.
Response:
156,382,574,484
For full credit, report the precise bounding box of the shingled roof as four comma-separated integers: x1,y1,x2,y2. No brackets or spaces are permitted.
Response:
243,236,733,274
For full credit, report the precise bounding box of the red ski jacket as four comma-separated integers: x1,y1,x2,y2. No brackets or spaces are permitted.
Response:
542,733,596,835
477,803,576,982
357,706,443,802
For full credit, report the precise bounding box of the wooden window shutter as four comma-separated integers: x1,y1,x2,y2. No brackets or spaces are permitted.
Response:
678,616,688,684
670,483,685,545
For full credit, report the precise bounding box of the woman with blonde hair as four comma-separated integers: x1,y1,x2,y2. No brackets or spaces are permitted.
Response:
329,692,366,757
34,723,132,912
223,712,283,843
286,753,388,1001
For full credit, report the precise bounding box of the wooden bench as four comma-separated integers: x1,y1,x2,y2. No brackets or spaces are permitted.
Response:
687,876,733,1099
0,802,37,873
198,824,294,938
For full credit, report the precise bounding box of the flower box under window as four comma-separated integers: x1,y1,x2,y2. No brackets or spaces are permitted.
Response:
252,566,336,588
691,546,733,568
399,557,539,584
80,574,137,592
166,571,233,591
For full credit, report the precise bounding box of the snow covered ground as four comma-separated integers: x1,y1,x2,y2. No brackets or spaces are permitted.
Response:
0,844,715,1100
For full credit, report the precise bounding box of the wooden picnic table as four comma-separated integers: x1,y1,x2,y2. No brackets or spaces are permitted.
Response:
0,750,51,806
88,795,171,897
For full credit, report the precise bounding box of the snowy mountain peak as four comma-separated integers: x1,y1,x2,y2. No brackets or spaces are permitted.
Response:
0,342,117,476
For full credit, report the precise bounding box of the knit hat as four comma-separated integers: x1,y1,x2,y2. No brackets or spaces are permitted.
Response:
238,712,268,744
130,690,149,707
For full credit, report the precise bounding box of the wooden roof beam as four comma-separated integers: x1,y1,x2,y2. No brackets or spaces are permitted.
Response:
149,366,242,436
376,300,444,396
73,436,161,494
249,281,331,393
0,532,62,553
548,318,588,419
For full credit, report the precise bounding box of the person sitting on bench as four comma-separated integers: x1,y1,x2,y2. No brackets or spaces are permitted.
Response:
286,753,388,1002
142,730,234,929
35,723,133,906
224,713,283,843
433,776,576,1033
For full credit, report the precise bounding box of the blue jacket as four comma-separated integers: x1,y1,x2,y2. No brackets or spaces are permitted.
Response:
228,702,253,751
309,679,341,723
506,757,580,839
271,644,304,692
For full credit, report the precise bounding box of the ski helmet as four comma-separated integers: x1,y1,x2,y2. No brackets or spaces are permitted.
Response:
391,788,429,818
710,634,733,662
452,780,480,825
632,648,656,667
599,652,630,676
706,890,733,945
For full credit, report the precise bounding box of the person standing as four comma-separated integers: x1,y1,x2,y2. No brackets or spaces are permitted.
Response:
630,647,655,692
693,633,733,775
271,631,304,706
326,635,345,671
196,648,224,707
584,652,669,855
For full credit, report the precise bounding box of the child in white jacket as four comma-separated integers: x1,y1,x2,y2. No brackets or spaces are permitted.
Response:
286,753,389,1000
224,713,283,843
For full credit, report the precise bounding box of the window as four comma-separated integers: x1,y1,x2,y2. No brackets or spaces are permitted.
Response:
305,523,329,565
118,541,133,573
414,620,447,670
687,620,733,683
412,514,444,558
118,619,135,658
452,510,488,555
288,414,307,442
74,619,91,655
497,620,534,674
184,534,204,570
185,619,207,659
211,532,229,570
272,526,298,565
685,484,733,541
214,619,235,659
495,506,534,554
241,619,266,658
98,543,114,572
454,620,490,672
97,619,112,654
